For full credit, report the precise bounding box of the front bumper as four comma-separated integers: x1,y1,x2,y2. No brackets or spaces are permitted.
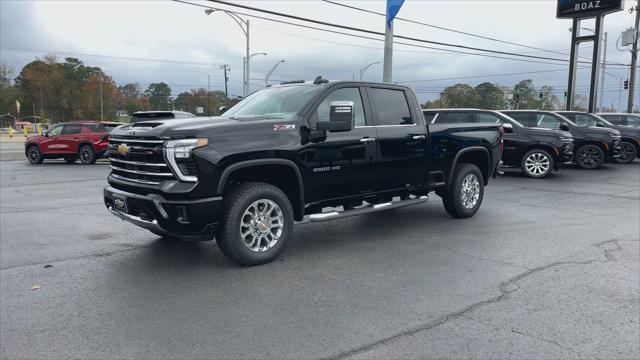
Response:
103,185,222,240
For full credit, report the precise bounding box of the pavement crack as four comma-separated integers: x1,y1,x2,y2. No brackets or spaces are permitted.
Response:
592,239,625,262
324,259,597,360
442,245,531,270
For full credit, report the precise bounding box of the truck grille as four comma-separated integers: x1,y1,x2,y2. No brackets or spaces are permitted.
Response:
108,137,174,185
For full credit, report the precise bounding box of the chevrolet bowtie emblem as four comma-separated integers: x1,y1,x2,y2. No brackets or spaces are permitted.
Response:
117,143,130,156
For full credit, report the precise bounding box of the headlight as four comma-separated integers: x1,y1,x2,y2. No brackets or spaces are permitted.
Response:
164,138,208,182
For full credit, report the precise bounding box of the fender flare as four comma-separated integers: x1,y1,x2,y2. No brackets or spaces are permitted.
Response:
449,146,491,189
216,158,305,216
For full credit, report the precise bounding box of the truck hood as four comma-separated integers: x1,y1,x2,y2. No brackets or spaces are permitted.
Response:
527,127,572,137
601,124,640,138
581,126,620,137
110,116,239,138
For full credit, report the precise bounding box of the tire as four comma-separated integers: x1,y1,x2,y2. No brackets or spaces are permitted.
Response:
521,149,554,178
616,141,638,164
575,144,605,169
27,145,43,164
78,144,97,165
216,182,294,266
64,156,77,164
442,163,484,218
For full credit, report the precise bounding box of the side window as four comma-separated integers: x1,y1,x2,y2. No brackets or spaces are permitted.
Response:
625,115,640,126
442,112,472,123
477,113,502,124
47,125,63,136
311,87,366,127
574,114,596,127
506,113,531,126
61,124,81,135
368,88,413,126
535,114,561,129
423,112,437,124
602,115,622,124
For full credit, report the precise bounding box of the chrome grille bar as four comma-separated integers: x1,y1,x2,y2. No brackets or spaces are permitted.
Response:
110,165,174,177
110,173,161,185
109,138,165,144
109,158,168,167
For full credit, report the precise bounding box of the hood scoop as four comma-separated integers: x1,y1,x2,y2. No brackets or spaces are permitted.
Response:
131,122,163,128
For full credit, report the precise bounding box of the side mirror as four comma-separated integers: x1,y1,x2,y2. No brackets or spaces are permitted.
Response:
559,122,570,131
317,101,354,132
42,130,48,137
596,121,605,127
218,106,228,114
502,122,513,133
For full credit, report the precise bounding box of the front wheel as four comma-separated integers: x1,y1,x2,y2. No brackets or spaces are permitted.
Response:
576,144,605,169
216,182,294,266
442,163,484,218
521,149,554,178
78,144,96,165
27,145,44,164
616,141,638,164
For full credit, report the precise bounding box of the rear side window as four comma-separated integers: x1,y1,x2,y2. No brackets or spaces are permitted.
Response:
625,115,640,126
423,111,437,124
573,114,596,127
535,114,561,129
477,113,502,124
369,88,413,126
601,115,622,124
441,112,472,123
61,124,81,135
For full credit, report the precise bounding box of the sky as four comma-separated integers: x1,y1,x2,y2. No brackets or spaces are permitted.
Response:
1,0,638,109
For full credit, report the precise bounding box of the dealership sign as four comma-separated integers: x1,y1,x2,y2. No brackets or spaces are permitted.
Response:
557,0,623,18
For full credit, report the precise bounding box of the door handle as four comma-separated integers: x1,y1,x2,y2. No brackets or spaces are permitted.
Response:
412,135,426,140
360,137,376,143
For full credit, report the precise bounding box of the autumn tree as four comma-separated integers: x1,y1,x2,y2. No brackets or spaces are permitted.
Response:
145,82,172,110
475,82,505,109
119,83,149,114
441,83,480,108
79,73,121,120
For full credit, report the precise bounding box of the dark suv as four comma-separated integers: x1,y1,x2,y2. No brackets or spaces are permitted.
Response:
501,110,621,169
596,113,640,127
558,111,640,163
425,109,573,178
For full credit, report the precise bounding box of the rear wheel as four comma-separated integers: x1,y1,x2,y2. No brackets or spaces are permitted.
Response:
27,145,43,164
576,144,604,169
521,149,554,178
616,141,637,164
216,182,293,266
442,163,484,218
78,144,96,165
64,156,77,164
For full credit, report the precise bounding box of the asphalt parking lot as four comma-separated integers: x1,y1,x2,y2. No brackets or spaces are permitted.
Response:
1,157,639,359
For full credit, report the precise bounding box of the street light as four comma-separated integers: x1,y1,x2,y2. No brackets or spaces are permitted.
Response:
359,61,380,80
246,52,267,94
265,60,285,87
205,8,251,97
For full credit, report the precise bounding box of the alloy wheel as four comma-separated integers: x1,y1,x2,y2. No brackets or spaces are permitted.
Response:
460,173,480,209
239,199,284,252
524,152,551,176
80,146,94,164
28,146,41,164
617,142,637,163
577,146,602,169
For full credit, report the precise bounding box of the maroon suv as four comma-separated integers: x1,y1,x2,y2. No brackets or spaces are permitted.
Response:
25,121,122,165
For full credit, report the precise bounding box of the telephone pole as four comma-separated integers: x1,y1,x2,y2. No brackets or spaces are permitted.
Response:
628,0,639,112
220,64,230,106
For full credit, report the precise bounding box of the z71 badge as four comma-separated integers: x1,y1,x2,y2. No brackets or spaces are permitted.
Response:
274,124,296,131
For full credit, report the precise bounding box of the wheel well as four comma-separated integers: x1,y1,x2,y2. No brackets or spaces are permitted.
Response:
576,141,606,152
522,144,557,158
621,137,640,152
456,150,489,185
223,164,303,221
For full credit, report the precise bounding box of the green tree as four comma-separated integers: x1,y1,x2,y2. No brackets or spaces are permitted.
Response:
441,83,480,108
174,88,228,116
145,82,172,110
475,82,505,109
119,83,148,114
512,79,542,109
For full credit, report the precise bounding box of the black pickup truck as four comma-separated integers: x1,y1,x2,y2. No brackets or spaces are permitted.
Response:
104,79,502,265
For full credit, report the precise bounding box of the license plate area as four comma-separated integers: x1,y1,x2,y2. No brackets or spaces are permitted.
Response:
112,193,128,213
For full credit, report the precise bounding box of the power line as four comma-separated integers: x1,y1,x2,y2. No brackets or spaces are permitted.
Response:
320,0,573,58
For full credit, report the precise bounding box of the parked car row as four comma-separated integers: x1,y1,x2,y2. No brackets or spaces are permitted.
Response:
424,109,638,178
23,111,196,165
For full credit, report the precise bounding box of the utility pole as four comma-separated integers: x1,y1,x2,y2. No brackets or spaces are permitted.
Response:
207,74,211,117
382,19,393,83
628,0,639,112
599,32,608,112
220,64,230,106
245,19,250,96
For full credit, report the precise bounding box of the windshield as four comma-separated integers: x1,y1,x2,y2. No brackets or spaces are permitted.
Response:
589,114,614,126
224,85,322,120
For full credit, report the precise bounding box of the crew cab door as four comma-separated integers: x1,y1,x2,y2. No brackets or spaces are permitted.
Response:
57,124,82,154
302,86,379,202
365,86,428,191
40,124,63,154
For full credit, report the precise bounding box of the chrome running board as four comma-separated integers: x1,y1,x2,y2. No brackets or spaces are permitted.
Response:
309,196,428,223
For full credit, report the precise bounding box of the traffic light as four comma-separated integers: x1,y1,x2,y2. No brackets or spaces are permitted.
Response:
624,80,629,90
539,93,544,100
514,94,520,103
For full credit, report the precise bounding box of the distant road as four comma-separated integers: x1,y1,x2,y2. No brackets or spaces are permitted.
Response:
0,142,25,162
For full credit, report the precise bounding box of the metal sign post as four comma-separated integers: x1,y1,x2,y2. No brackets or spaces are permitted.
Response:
559,0,623,111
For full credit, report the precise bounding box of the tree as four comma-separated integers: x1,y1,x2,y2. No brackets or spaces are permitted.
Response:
0,62,23,126
145,82,172,110
119,83,148,114
174,88,227,116
538,85,560,110
79,73,120,120
512,79,541,110
441,83,480,108
475,82,505,109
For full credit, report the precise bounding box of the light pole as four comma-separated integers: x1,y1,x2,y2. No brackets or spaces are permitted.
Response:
570,27,607,111
265,60,285,87
247,52,267,94
205,8,251,97
359,62,380,80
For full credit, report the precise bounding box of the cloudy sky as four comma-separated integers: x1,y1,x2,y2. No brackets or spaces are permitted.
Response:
1,0,638,108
